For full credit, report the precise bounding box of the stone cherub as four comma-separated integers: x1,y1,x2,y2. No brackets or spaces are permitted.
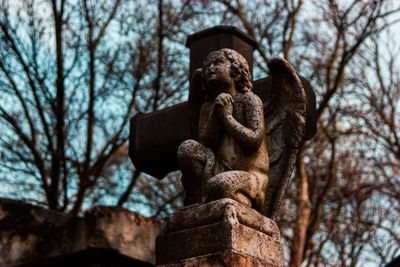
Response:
178,48,306,219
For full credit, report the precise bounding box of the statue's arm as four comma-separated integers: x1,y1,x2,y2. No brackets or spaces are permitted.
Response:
220,94,265,152
199,102,220,148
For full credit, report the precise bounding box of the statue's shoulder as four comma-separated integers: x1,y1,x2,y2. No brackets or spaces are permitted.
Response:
236,91,263,107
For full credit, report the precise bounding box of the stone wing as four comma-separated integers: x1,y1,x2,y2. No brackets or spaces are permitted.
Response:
262,58,307,220
188,69,206,140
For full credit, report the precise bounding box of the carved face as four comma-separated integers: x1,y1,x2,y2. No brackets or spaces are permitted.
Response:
202,54,237,97
202,49,252,97
204,56,235,87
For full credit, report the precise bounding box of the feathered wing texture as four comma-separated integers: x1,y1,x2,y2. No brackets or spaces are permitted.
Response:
263,58,307,220
188,69,205,140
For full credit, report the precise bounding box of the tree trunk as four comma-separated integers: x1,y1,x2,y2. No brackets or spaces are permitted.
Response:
290,149,312,267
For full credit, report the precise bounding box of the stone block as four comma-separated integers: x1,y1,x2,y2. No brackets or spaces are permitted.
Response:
85,206,159,264
156,198,283,267
0,198,159,267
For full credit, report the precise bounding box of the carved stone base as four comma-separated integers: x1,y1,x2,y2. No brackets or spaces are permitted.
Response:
156,198,283,267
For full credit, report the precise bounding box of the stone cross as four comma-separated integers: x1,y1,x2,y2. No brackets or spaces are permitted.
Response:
129,26,316,179
129,26,317,267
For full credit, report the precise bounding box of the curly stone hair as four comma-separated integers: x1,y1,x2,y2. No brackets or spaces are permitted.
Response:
202,48,252,92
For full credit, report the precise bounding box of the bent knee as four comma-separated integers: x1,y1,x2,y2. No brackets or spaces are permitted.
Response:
206,175,231,196
206,172,257,198
177,139,202,161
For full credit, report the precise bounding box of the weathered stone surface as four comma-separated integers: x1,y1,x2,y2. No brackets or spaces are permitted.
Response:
130,102,191,178
159,251,278,267
0,198,82,267
0,198,159,267
85,206,160,264
161,198,277,236
178,48,270,210
177,47,307,221
129,77,316,181
17,248,154,267
186,26,257,80
129,26,316,267
129,26,317,183
156,199,283,267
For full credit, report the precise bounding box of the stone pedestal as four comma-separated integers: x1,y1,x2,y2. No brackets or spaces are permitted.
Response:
156,198,283,267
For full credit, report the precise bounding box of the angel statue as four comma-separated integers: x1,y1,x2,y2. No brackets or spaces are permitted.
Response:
177,48,306,219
